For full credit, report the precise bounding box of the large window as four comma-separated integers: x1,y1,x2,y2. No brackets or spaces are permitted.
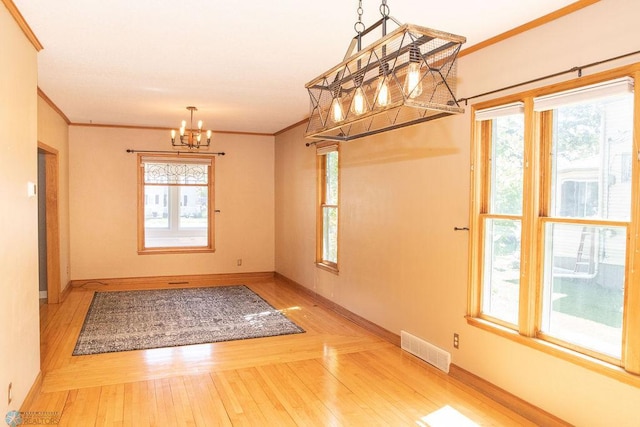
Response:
316,143,339,271
138,155,214,254
470,72,640,378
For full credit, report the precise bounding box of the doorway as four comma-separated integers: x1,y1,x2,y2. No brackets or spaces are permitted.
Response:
38,143,61,304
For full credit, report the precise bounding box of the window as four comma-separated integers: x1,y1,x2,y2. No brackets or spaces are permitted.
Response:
470,73,640,377
316,142,339,271
539,79,632,360
138,155,214,254
476,103,525,325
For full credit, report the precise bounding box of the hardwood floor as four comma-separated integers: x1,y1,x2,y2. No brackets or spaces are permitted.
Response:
24,277,539,426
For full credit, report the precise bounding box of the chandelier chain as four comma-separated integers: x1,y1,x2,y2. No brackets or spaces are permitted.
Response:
354,0,365,34
380,0,390,18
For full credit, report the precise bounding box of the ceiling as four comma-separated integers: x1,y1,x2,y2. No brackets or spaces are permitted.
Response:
14,0,581,135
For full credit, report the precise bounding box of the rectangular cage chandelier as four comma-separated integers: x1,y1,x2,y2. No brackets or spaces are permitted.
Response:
305,1,466,142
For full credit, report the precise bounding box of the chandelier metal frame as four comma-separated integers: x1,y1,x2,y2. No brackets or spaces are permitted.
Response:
305,1,466,142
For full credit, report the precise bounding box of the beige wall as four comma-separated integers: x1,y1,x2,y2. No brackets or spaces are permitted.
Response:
69,126,274,280
274,0,640,425
0,4,40,414
38,98,71,292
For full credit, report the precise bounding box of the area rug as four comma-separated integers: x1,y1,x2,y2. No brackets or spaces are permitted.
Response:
72,285,304,355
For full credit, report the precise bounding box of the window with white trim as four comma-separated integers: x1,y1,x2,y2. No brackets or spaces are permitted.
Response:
316,143,339,271
470,74,640,372
138,155,214,253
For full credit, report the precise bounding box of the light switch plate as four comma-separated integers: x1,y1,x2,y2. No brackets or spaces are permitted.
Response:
27,181,37,197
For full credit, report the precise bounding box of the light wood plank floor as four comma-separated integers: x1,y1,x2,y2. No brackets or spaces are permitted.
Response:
24,277,538,426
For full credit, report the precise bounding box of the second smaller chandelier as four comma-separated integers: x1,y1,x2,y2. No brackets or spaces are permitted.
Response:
171,106,212,149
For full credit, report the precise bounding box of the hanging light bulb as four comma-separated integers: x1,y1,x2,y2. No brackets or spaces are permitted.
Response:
331,98,345,122
376,63,391,107
351,87,367,115
376,79,390,107
330,83,345,123
404,45,423,99
350,74,368,115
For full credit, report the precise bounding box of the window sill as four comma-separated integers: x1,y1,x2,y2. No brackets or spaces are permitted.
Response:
316,262,339,275
466,316,640,388
138,247,215,255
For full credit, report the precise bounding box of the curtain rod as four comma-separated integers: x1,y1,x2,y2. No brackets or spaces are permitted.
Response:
126,149,225,156
457,49,640,105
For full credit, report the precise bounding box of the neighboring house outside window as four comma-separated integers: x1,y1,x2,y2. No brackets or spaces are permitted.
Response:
138,155,214,254
469,73,640,380
316,142,339,272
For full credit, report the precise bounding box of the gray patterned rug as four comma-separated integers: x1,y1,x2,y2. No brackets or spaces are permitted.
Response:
73,285,304,355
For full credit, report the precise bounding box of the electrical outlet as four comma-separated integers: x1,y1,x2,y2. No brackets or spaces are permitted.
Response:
453,333,460,349
237,259,242,266
8,382,12,405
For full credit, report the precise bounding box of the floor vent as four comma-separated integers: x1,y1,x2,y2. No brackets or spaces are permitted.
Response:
401,330,451,373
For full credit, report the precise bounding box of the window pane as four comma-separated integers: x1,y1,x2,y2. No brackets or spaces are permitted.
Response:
550,93,633,221
325,151,338,205
322,206,338,263
482,218,521,324
145,185,208,248
541,222,625,358
490,114,524,215
144,186,168,229
178,186,208,229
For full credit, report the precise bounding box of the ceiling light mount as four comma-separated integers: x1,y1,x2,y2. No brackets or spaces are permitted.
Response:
304,0,466,142
171,106,212,149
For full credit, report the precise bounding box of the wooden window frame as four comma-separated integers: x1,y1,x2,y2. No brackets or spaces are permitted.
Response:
468,64,640,387
316,142,340,273
137,154,215,255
